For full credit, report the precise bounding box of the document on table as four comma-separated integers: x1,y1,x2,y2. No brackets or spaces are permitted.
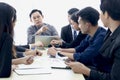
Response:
14,64,52,75
50,56,71,69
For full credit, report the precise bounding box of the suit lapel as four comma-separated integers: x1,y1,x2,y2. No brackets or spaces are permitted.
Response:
68,25,73,41
100,26,120,58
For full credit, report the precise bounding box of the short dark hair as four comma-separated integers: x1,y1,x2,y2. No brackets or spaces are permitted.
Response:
77,7,99,26
68,8,79,15
100,0,120,20
29,9,43,18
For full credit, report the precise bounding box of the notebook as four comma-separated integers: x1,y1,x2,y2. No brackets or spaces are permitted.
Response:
14,68,52,75
14,64,52,75
35,35,59,47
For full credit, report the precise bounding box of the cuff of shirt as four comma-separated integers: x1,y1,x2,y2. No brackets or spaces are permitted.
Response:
29,44,36,50
29,44,31,49
23,52,26,57
73,53,78,61
89,69,99,80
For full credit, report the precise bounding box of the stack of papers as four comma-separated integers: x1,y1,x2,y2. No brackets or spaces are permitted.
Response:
14,64,52,75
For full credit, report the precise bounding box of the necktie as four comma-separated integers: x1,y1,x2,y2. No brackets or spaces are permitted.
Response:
74,30,77,40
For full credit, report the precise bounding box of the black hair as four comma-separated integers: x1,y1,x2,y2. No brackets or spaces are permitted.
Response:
100,0,120,20
70,12,79,24
76,7,99,26
68,8,79,15
0,2,17,58
0,2,16,39
29,9,43,18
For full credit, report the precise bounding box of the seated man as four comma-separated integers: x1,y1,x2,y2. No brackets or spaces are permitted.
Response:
61,8,79,43
50,12,87,48
47,7,107,66
27,9,58,44
65,0,120,80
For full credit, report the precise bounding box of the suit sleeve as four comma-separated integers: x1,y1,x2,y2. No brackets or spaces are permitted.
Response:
61,27,66,41
89,47,120,80
65,33,87,48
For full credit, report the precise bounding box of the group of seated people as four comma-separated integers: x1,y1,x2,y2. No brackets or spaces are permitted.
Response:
1,0,120,80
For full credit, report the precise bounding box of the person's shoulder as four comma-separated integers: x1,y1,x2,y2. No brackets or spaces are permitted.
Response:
44,23,55,28
93,27,107,42
61,24,71,29
29,25,35,28
63,24,70,28
27,25,35,30
114,27,120,43
98,26,107,31
98,26,107,35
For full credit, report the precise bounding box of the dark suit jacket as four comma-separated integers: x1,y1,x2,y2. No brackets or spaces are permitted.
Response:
89,26,120,80
0,33,12,77
15,45,29,58
15,45,29,52
61,24,73,43
61,31,87,48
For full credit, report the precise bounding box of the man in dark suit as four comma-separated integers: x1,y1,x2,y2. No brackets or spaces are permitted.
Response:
65,0,120,80
50,12,87,48
61,8,79,43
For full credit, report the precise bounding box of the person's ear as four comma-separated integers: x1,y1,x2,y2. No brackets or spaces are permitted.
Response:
86,22,91,28
104,11,109,19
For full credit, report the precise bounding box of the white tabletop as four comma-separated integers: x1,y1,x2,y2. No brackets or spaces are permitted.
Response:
0,49,85,80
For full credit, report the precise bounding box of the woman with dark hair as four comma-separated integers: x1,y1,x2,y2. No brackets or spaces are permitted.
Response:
0,2,34,78
0,2,16,77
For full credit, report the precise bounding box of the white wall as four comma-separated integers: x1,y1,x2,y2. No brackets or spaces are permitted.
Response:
0,0,103,45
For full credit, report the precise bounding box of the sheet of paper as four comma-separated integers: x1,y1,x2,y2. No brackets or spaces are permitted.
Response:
14,68,52,75
50,58,70,69
16,64,46,69
14,62,52,75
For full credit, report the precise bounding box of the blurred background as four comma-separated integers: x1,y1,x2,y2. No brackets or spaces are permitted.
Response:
0,0,102,45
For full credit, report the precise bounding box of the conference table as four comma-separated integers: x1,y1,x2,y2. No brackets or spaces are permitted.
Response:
0,49,85,80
